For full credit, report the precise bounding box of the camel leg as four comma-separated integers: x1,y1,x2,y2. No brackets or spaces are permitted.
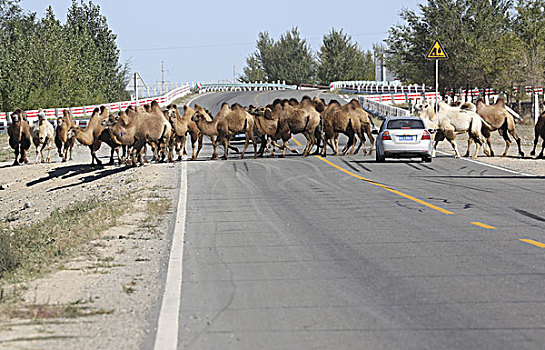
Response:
538,139,545,159
257,135,267,157
252,132,257,159
34,144,40,164
108,146,115,165
178,134,187,160
531,135,539,157
465,138,473,157
195,134,205,159
473,140,481,159
240,133,250,159
341,135,353,156
190,131,198,160
222,136,229,160
447,138,460,158
45,142,52,163
509,128,524,157
281,140,289,158
40,143,46,163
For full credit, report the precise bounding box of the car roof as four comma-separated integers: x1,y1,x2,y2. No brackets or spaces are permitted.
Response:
383,115,423,121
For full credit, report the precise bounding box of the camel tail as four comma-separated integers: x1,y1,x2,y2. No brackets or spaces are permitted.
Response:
303,115,310,130
160,124,168,140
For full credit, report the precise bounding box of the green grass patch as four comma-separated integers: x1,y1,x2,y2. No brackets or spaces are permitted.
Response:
0,196,133,284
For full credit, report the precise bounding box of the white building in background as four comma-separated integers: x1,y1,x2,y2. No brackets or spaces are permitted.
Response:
374,44,396,82
374,55,396,82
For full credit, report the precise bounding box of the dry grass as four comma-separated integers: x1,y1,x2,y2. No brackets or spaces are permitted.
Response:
0,196,133,284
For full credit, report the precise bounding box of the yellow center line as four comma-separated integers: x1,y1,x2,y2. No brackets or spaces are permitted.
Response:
470,222,496,229
520,239,545,249
288,137,454,215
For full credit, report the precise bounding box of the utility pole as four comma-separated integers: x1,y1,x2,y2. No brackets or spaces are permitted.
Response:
161,61,165,94
233,65,236,83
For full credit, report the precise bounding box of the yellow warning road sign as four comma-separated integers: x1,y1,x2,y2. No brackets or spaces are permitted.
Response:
426,40,449,60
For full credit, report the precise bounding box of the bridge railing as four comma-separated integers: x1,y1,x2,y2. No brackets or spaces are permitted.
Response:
331,80,433,94
198,81,297,93
0,85,191,132
359,96,410,119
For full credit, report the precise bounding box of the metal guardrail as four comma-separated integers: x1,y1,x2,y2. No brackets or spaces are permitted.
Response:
0,85,191,133
198,82,298,93
358,96,409,119
331,80,433,94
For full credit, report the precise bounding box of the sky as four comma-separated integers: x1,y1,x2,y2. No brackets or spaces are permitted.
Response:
20,0,423,88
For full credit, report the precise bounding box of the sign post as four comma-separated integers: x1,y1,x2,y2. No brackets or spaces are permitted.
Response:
425,40,449,114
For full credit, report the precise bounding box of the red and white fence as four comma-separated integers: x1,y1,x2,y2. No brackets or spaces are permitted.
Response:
0,84,191,132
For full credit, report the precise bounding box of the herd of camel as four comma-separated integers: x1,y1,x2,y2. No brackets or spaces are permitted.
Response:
5,94,545,167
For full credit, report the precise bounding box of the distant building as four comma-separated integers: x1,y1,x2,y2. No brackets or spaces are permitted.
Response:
373,44,396,82
374,55,396,82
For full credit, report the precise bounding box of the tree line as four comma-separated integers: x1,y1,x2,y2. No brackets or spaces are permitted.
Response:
384,0,545,95
0,0,129,112
241,27,375,86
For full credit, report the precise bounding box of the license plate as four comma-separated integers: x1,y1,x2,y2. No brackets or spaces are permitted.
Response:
399,135,414,141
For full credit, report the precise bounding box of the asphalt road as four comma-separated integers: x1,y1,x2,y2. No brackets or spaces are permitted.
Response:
174,91,545,349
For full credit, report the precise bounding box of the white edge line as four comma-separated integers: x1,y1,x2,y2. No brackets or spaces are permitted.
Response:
153,161,187,350
436,150,533,176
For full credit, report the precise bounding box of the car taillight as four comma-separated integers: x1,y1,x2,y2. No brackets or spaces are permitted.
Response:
421,130,431,140
382,131,391,140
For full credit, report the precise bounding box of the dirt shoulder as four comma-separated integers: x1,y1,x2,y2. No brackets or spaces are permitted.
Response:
0,141,181,349
0,93,198,350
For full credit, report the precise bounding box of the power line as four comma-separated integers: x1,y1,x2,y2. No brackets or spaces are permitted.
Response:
120,31,389,52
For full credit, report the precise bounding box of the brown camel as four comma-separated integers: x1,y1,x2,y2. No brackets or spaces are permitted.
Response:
215,103,257,160
70,106,120,166
342,99,375,156
167,104,213,160
466,98,524,157
30,111,55,163
191,111,223,160
104,101,172,166
7,109,31,166
321,100,362,157
248,104,292,157
55,109,77,162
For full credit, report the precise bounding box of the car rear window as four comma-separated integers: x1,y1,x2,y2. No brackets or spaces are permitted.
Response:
387,119,425,129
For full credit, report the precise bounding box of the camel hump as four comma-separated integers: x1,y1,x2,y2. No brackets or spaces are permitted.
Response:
100,105,107,114
93,107,100,114
494,98,505,108
150,100,161,111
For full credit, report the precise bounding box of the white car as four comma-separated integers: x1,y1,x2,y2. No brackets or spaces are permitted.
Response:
374,116,433,162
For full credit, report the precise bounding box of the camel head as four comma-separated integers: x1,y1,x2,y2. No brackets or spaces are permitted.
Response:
38,119,49,143
191,111,206,123
414,101,435,121
11,109,27,123
101,115,114,127
67,124,81,139
194,104,212,121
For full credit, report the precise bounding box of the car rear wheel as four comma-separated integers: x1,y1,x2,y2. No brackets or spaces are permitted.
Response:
422,156,432,163
376,152,385,163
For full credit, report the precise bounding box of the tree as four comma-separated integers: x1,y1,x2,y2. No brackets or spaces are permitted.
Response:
512,0,545,90
385,0,516,91
66,0,129,102
0,0,129,111
241,27,315,85
317,28,375,84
